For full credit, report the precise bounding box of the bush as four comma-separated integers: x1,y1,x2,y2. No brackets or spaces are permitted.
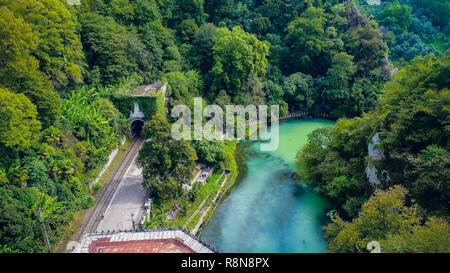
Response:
92,183,103,192
81,195,96,209
188,182,202,202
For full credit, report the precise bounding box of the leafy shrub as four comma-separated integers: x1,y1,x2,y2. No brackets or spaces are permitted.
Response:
81,195,96,209
188,182,202,202
92,183,103,192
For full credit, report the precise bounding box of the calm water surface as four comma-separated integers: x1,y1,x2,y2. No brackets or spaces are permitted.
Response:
201,119,335,253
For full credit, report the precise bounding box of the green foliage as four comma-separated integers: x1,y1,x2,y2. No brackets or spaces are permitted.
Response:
297,116,373,217
98,79,164,121
407,145,449,214
284,6,329,74
0,88,41,150
0,0,448,253
238,73,266,105
187,181,202,202
164,70,201,108
326,185,450,253
342,3,386,77
299,52,450,221
325,186,425,253
376,0,412,34
192,23,217,73
1,0,86,87
155,89,166,117
205,0,235,24
103,92,135,116
139,20,182,77
176,0,206,25
0,5,62,126
62,87,120,171
192,140,225,167
133,0,161,25
390,33,442,62
137,113,197,201
320,52,358,118
252,14,270,34
178,19,199,41
25,157,56,196
81,195,96,209
80,12,135,85
410,0,450,28
210,26,269,99
374,52,450,215
381,217,450,253
92,183,103,192
0,186,66,252
283,73,315,112
41,126,63,146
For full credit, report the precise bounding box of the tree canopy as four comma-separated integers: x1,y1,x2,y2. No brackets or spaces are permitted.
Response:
0,88,41,150
325,186,449,253
137,113,197,201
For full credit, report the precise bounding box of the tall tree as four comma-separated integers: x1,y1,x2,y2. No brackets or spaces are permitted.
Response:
210,26,268,99
284,6,328,75
376,0,413,34
80,12,135,85
137,114,197,200
1,0,85,87
324,186,447,253
0,5,62,126
0,88,41,150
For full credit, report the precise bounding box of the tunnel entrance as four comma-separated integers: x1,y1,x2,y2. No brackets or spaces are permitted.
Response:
130,119,145,139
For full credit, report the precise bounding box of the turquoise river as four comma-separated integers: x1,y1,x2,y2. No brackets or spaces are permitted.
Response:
201,119,335,252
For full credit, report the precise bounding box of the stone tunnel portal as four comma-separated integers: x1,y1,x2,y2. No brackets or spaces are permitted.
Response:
130,119,145,139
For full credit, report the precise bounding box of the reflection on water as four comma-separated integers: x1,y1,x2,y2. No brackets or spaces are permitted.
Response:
201,119,335,253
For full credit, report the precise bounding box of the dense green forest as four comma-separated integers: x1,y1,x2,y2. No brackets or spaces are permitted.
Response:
0,0,448,252
298,53,449,252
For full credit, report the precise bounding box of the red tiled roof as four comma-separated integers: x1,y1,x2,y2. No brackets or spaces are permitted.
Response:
89,237,195,253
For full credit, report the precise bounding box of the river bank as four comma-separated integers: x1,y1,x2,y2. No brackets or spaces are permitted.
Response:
143,140,240,233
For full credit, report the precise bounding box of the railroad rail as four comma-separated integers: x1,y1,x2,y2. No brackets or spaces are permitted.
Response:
74,138,145,240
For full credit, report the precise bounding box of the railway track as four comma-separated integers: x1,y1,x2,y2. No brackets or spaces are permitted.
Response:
74,138,145,241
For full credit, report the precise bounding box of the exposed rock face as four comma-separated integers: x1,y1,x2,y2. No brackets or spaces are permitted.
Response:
368,133,384,161
366,133,390,186
366,164,381,185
